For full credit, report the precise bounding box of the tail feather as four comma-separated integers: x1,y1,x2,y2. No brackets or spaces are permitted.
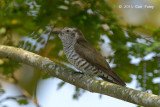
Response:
100,76,126,86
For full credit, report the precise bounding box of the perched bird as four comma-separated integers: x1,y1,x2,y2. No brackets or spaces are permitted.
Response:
53,27,126,86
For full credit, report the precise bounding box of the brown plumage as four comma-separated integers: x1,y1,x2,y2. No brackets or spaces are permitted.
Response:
53,27,126,86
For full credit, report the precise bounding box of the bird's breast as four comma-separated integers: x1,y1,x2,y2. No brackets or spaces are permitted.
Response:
64,47,98,75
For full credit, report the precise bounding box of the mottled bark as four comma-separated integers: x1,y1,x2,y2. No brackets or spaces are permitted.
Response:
0,45,160,107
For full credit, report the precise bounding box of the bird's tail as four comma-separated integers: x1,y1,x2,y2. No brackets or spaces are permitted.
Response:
100,73,126,87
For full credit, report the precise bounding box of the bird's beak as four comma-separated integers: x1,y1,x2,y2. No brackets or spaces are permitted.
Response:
52,31,61,34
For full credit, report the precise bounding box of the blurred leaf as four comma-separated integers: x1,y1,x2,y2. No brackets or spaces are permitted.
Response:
17,99,28,105
57,81,65,90
73,87,86,100
0,60,20,76
0,84,5,96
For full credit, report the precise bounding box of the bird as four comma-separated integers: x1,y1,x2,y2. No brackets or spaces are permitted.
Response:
52,27,126,86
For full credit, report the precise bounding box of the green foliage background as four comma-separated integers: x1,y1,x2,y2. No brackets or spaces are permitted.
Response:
0,0,160,106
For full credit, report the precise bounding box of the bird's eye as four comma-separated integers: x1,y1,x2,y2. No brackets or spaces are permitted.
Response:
66,30,69,33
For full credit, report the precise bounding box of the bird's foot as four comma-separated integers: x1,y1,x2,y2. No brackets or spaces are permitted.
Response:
71,71,85,80
71,71,83,75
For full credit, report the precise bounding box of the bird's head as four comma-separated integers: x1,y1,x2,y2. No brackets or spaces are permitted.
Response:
52,27,85,44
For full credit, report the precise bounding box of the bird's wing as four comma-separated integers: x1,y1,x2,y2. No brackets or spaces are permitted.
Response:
74,39,126,86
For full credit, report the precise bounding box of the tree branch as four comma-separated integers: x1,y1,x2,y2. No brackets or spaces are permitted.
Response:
0,45,160,107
